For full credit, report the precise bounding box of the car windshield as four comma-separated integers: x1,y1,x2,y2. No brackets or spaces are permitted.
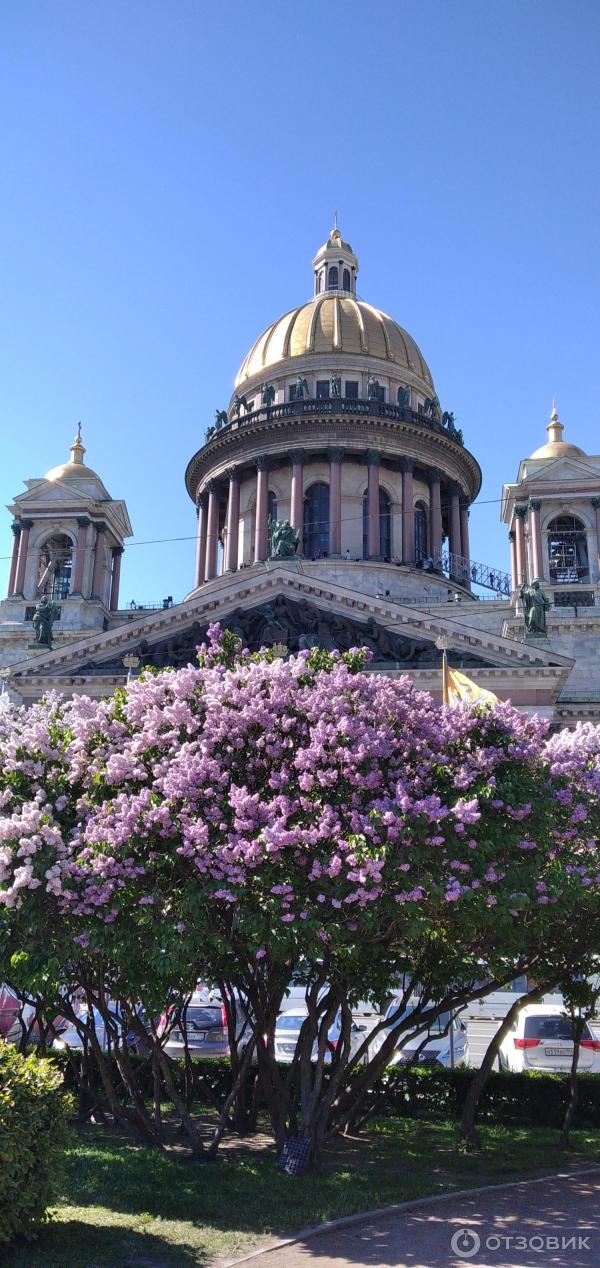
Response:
524,1015,593,1042
276,1015,306,1031
384,1005,453,1036
183,1006,223,1030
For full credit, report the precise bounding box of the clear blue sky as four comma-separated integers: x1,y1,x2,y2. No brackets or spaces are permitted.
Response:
1,1,599,603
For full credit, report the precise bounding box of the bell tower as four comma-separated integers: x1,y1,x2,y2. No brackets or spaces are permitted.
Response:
1,426,133,669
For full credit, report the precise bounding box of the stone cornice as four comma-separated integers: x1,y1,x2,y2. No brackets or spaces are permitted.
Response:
186,413,481,504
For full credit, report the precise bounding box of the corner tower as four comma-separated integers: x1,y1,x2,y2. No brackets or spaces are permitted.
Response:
1,426,133,669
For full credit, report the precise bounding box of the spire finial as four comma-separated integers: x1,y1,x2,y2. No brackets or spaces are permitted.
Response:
333,208,338,231
69,422,86,465
547,400,564,446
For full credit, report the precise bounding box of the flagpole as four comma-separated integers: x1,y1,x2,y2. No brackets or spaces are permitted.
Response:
436,634,450,706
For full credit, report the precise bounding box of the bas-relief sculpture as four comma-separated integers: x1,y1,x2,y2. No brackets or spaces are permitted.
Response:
50,593,491,676
520,579,551,636
330,373,341,397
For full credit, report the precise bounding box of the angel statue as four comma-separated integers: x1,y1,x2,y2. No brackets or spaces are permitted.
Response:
294,376,309,400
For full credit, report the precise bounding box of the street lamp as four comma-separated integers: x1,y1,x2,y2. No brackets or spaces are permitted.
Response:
122,653,140,684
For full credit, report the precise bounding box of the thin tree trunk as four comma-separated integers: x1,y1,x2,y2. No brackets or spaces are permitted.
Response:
559,1015,584,1150
206,1038,256,1159
459,985,546,1152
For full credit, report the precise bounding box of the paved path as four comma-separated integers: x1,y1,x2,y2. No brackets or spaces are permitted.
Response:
235,1171,600,1268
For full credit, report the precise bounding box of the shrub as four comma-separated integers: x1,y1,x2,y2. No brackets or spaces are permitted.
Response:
0,1041,73,1244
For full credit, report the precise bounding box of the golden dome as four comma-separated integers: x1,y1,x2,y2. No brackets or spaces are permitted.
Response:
529,403,586,460
235,295,434,388
45,425,105,482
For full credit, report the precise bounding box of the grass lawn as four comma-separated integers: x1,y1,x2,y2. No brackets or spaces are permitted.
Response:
6,1118,600,1267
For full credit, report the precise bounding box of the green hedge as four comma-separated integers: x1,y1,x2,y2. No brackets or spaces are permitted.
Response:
52,1049,600,1130
0,1042,73,1245
374,1065,600,1128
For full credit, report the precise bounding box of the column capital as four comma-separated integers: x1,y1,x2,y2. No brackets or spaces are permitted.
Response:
76,516,91,528
508,530,516,541
327,446,345,463
514,504,528,518
197,492,208,511
591,496,600,509
448,481,462,498
112,545,124,557
291,448,305,463
19,518,33,530
11,521,21,536
206,479,220,495
399,456,414,474
459,497,470,511
367,448,382,467
93,520,107,533
428,466,443,483
255,455,270,472
226,466,240,483
529,498,542,511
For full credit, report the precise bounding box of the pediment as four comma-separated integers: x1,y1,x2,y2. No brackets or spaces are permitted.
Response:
525,456,600,484
13,481,91,508
9,565,573,689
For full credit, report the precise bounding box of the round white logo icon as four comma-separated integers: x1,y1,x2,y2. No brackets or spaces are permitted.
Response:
450,1227,481,1258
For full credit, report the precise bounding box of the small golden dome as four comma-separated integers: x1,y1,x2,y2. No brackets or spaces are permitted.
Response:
45,424,104,481
529,402,586,459
235,295,434,388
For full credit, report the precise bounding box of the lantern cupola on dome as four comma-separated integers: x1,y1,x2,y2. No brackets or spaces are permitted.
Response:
312,216,359,297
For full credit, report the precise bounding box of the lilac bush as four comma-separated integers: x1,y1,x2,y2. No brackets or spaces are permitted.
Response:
0,629,599,1159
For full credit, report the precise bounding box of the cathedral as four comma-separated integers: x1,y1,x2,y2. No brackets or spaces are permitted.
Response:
2,226,599,729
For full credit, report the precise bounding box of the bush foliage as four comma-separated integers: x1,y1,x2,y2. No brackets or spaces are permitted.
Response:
0,1042,72,1244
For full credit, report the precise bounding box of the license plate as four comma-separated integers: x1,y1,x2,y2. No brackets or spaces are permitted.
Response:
192,1031,207,1042
545,1047,570,1056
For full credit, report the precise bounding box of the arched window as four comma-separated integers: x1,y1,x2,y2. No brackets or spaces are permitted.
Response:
304,483,330,558
414,502,429,561
327,266,338,290
342,268,351,292
547,514,589,582
362,488,392,559
36,533,73,600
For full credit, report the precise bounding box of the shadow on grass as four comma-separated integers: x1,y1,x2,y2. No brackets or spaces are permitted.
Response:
4,1215,200,1268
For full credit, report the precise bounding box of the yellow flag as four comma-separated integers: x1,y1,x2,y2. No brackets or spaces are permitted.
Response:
445,663,499,706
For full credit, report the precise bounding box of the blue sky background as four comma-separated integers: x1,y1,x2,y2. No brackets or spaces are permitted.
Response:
1,1,599,603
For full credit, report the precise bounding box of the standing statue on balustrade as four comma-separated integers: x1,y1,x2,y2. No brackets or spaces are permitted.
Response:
520,579,551,636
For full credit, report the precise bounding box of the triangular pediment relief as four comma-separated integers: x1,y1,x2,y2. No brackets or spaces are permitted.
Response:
13,481,92,508
524,456,600,484
9,566,573,689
